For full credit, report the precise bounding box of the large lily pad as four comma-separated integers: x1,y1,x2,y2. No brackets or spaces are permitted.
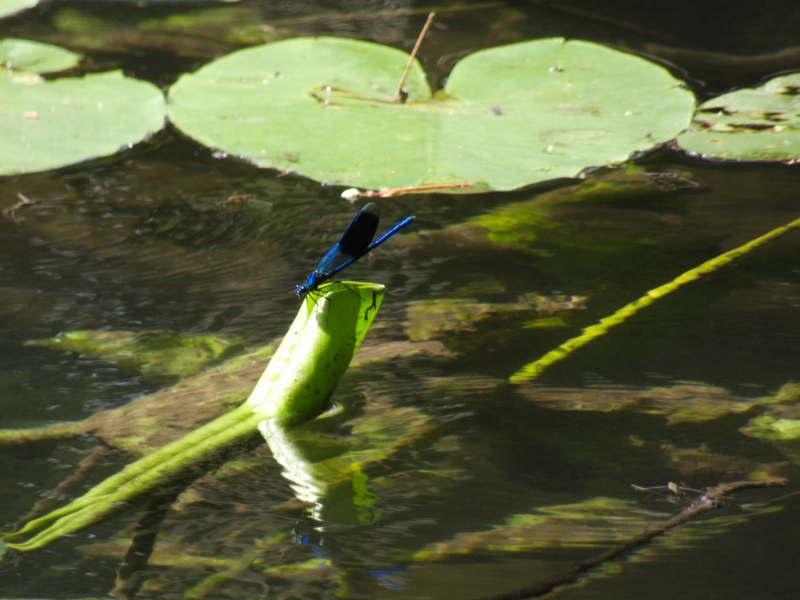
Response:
0,0,37,20
0,38,80,73
168,37,694,191
677,74,800,160
0,68,165,176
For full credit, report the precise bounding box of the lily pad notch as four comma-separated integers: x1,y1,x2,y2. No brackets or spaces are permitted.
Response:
167,36,696,191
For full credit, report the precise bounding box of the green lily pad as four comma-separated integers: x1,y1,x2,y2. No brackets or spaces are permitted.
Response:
0,38,80,73
168,37,694,191
677,74,800,160
0,69,165,176
0,0,37,20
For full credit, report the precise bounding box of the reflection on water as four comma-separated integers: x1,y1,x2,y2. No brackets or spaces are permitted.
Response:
2,0,800,599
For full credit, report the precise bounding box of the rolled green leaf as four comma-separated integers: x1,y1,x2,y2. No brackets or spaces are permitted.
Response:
3,282,384,551
248,281,384,428
254,282,385,511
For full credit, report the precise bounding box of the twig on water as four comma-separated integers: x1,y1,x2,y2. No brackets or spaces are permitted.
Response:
472,478,788,600
342,182,471,201
393,12,436,103
3,193,36,222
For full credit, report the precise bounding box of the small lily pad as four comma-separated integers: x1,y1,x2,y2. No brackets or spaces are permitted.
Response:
0,38,80,73
0,0,37,20
677,74,800,160
0,69,165,176
168,37,694,191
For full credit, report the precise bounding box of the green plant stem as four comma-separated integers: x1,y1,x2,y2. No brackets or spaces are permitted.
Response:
510,215,800,382
4,282,384,552
6,407,263,551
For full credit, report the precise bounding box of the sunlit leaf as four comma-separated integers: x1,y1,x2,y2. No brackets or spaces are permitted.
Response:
168,37,694,191
0,0,37,20
677,74,800,160
0,38,80,73
0,69,165,176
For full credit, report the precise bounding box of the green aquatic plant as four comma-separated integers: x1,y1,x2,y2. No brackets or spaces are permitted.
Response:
25,330,243,378
515,383,763,424
410,168,696,272
678,73,800,161
168,37,694,191
510,214,800,382
0,38,80,73
0,0,37,20
1,40,166,176
2,282,383,551
404,294,585,343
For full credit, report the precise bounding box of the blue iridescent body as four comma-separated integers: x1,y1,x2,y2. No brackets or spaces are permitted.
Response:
295,202,414,299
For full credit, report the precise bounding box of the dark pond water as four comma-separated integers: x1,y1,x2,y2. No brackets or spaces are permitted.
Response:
2,1,800,599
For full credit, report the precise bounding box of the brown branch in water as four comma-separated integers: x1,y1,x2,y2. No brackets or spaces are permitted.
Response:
472,478,788,600
393,12,436,103
3,193,36,223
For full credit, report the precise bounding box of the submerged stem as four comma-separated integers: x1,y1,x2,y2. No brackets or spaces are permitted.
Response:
510,215,800,382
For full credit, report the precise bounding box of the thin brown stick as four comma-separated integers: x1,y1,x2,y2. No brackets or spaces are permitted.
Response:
393,12,436,103
472,478,788,600
362,182,472,197
3,193,36,222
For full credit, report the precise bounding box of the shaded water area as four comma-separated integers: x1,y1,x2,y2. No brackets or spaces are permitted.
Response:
1,0,800,599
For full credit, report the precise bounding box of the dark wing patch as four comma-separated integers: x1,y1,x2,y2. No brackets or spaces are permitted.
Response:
338,202,380,257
